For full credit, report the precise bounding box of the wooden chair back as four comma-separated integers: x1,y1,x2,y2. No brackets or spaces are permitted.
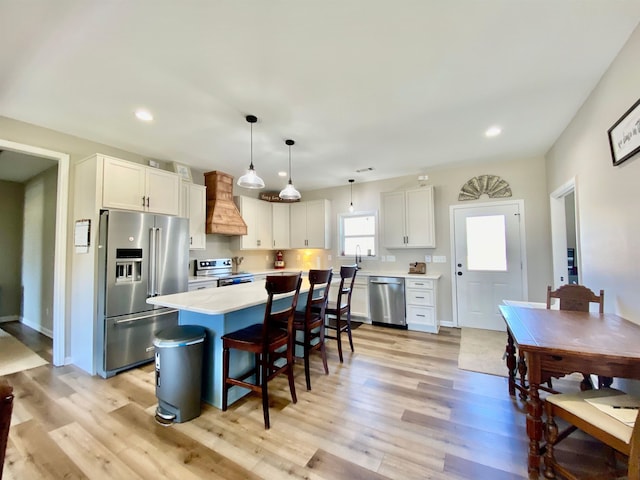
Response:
302,269,333,324
546,284,604,313
336,265,358,312
0,381,14,479
263,273,303,343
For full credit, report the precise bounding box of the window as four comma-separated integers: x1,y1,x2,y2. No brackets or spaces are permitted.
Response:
339,212,377,257
466,214,507,271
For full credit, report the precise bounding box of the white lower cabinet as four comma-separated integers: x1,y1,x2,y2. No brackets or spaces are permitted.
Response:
351,276,369,321
405,277,439,333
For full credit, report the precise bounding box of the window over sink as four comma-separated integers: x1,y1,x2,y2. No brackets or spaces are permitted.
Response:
339,211,377,257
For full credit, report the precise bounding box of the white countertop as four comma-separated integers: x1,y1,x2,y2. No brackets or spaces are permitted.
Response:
149,276,312,315
188,270,441,284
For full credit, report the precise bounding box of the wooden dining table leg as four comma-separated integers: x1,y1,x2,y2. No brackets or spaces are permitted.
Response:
506,330,517,396
526,356,543,479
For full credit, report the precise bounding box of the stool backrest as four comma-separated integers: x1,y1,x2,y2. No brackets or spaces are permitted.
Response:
264,273,302,341
303,269,333,322
546,284,604,313
337,265,358,310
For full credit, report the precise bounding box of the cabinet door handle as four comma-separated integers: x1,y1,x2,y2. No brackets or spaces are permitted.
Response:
142,196,146,207
417,314,426,318
416,296,425,299
147,197,150,208
190,236,193,245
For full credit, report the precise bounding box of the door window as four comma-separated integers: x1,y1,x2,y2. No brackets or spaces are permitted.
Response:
466,215,507,271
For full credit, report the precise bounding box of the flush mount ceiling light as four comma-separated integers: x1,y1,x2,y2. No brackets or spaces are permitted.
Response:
485,125,502,137
279,139,301,200
135,109,153,122
237,115,265,189
348,179,355,212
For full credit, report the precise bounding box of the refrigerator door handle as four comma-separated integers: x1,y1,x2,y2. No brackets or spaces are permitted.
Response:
154,227,162,296
149,227,157,297
114,309,178,324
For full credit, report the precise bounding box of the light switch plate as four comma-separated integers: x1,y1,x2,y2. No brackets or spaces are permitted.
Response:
387,255,396,262
424,255,432,263
433,255,447,263
328,254,332,261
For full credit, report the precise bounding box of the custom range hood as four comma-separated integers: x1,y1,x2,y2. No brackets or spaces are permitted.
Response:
204,171,248,235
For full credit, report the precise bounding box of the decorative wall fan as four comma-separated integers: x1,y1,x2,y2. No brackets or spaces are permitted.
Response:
458,174,512,201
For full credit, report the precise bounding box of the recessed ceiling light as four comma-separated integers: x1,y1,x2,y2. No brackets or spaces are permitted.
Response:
485,126,502,137
278,171,287,177
135,109,154,122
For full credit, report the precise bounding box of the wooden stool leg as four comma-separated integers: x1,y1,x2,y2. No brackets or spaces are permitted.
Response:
346,311,354,352
304,328,311,390
261,353,270,429
222,345,230,411
287,347,297,404
320,325,329,375
335,313,344,363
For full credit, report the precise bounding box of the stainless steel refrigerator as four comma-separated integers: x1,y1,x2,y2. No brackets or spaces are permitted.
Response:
96,210,189,378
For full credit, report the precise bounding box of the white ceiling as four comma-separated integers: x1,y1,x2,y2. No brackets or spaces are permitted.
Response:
1,1,639,192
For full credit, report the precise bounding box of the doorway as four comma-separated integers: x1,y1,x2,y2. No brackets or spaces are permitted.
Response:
451,200,527,331
0,138,69,366
549,178,578,288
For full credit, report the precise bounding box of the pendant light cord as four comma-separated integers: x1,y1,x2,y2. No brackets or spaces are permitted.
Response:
288,143,293,184
249,122,254,169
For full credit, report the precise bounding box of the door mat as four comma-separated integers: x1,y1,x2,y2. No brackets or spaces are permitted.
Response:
0,328,48,377
458,327,509,377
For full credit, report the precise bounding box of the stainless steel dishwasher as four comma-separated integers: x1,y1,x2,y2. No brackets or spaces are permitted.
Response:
368,276,406,328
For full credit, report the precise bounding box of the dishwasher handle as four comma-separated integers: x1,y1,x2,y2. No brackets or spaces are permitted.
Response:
369,278,404,285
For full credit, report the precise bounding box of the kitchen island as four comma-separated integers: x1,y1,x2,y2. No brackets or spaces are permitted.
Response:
147,276,309,409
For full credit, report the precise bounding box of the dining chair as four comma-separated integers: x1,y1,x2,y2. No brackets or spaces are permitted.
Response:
221,272,302,429
0,380,14,480
324,265,357,363
547,284,611,390
293,268,333,390
544,388,640,480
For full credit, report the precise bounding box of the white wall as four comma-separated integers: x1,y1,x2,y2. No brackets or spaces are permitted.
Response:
546,24,640,322
295,154,553,325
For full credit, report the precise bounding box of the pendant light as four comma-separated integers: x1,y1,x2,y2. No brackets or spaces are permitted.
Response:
279,139,301,200
237,115,265,189
348,179,355,212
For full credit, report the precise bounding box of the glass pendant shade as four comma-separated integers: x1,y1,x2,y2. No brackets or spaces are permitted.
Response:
237,165,265,189
279,139,301,200
348,202,354,213
280,181,301,200
237,115,265,189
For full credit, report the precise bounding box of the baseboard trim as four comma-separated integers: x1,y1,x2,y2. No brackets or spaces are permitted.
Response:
0,315,20,323
20,317,54,339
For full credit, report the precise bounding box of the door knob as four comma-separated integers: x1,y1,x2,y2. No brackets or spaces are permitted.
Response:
457,272,463,276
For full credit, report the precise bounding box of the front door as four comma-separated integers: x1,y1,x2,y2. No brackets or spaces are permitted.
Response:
453,201,525,331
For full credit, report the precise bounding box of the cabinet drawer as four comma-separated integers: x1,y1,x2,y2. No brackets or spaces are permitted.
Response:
407,278,434,289
406,305,435,326
406,289,434,306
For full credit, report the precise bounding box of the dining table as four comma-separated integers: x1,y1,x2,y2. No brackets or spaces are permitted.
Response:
499,304,640,479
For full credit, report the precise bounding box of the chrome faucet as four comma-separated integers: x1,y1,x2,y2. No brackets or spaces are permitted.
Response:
355,244,362,269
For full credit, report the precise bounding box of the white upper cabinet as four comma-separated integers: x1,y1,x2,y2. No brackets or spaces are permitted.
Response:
272,203,290,250
381,186,435,248
102,156,180,216
290,199,331,249
234,196,273,250
181,181,206,250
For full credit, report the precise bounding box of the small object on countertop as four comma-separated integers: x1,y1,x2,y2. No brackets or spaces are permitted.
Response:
409,262,426,274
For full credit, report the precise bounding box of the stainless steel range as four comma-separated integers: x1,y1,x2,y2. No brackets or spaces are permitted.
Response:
194,258,254,287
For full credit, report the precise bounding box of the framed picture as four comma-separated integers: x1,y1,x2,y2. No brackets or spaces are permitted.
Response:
608,97,640,166
172,162,193,182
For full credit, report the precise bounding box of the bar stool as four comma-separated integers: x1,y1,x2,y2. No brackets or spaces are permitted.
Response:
293,268,333,390
221,273,302,429
324,265,357,363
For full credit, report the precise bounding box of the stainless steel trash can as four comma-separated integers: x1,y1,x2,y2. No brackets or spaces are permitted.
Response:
153,325,206,423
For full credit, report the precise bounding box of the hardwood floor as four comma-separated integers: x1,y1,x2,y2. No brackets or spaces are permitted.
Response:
0,322,623,479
